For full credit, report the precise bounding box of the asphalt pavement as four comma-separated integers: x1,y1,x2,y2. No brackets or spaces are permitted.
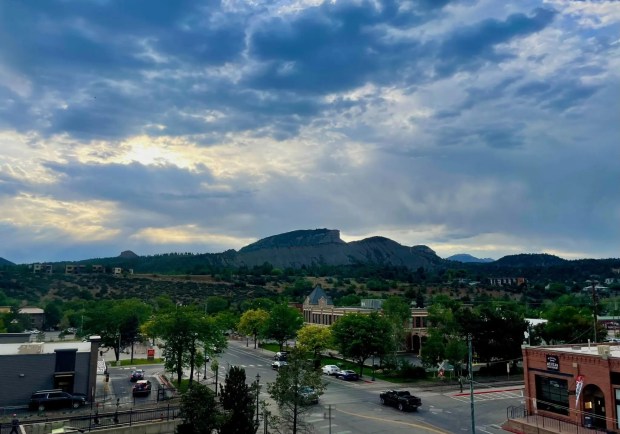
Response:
94,338,525,434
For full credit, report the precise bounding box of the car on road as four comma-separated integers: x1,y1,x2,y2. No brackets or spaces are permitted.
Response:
335,370,359,381
29,390,86,411
322,365,341,375
299,386,319,405
379,390,422,411
130,369,145,382
132,380,152,397
274,353,288,362
272,360,288,370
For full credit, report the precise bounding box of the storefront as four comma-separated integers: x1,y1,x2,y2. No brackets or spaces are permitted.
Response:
522,343,620,431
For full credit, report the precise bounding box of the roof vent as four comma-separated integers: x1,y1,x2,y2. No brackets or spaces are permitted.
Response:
598,345,611,357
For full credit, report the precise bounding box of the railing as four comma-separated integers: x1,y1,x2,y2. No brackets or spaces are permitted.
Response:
506,406,608,434
0,405,180,434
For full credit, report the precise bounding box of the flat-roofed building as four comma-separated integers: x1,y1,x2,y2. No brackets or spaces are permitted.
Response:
19,307,45,330
0,335,100,407
505,342,620,432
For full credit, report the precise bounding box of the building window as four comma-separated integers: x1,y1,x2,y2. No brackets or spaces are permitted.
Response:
535,376,569,415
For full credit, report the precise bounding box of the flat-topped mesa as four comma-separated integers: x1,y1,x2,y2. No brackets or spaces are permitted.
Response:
239,229,344,253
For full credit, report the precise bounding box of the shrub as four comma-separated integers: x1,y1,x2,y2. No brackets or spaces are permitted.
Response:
398,359,427,379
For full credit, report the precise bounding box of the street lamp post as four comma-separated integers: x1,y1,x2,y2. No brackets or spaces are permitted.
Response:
255,373,261,428
372,353,376,381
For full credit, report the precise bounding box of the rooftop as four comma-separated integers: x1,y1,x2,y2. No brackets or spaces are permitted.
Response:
529,342,620,357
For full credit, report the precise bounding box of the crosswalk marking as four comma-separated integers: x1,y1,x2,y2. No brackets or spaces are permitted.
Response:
450,390,522,403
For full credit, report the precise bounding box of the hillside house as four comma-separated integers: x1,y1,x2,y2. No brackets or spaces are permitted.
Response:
489,277,527,286
32,263,53,274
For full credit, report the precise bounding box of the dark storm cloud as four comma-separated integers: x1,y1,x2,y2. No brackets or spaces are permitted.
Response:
0,0,559,141
435,8,557,76
245,0,446,93
43,161,216,202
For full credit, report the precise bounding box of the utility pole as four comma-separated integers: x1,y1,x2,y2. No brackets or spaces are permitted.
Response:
592,280,598,343
468,334,476,434
255,373,261,429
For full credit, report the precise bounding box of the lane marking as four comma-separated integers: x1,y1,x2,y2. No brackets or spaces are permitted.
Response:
334,407,449,434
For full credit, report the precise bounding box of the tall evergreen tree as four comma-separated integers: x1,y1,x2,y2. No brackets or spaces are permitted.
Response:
219,366,257,434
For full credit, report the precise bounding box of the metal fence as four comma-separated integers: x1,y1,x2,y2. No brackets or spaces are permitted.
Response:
0,405,180,434
506,405,609,434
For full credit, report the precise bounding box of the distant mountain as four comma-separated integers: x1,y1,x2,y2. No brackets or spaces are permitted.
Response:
236,229,444,270
119,250,139,259
494,253,567,267
446,254,494,263
0,257,15,266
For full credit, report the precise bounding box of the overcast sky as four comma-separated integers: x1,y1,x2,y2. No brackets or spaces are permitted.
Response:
1,0,618,264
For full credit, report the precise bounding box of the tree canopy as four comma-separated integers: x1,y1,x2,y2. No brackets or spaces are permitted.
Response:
238,309,270,349
331,312,393,376
263,305,303,350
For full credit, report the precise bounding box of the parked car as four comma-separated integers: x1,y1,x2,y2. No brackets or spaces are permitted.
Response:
29,390,86,411
299,386,319,405
321,365,341,376
132,380,152,397
130,369,145,382
274,353,288,361
379,390,422,411
335,370,359,381
272,360,288,370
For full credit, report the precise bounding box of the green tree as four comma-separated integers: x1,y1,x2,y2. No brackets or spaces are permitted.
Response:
296,325,332,361
83,299,152,361
335,294,361,307
44,301,63,330
420,329,446,368
331,312,393,376
238,309,270,349
539,305,600,344
214,310,239,334
267,348,325,434
459,303,526,366
206,296,229,314
263,305,303,351
241,298,276,312
177,383,222,434
382,296,411,351
143,305,223,386
219,366,257,434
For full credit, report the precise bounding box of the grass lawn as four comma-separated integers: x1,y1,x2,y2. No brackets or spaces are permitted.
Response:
118,358,164,366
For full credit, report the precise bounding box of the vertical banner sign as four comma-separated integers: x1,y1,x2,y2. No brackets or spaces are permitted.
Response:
575,375,585,406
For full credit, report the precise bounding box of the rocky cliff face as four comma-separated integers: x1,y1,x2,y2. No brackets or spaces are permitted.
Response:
230,229,445,270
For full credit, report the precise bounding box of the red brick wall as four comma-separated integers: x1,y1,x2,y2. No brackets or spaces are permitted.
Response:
523,346,619,431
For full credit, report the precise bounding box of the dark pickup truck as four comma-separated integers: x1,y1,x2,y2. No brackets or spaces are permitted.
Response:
379,390,422,411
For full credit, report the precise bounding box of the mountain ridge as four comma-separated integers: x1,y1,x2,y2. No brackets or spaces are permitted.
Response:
447,254,494,263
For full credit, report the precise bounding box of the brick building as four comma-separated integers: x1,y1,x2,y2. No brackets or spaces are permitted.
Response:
302,285,429,353
516,343,620,431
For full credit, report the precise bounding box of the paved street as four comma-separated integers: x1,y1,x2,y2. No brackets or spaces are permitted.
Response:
99,339,525,433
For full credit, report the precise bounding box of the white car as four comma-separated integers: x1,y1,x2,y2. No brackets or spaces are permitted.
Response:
272,360,288,370
322,365,341,375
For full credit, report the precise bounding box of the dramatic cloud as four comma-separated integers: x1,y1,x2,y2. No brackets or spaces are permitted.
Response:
0,0,618,263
